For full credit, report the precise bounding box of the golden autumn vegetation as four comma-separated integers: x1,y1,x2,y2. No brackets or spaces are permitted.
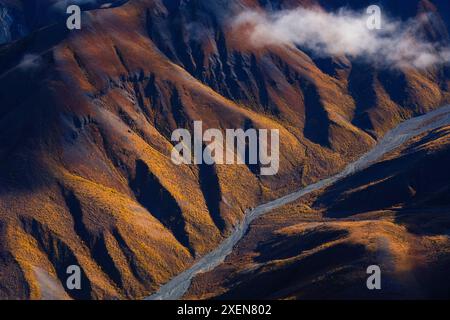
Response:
0,0,450,299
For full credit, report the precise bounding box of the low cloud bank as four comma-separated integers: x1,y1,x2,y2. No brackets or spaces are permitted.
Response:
232,7,450,69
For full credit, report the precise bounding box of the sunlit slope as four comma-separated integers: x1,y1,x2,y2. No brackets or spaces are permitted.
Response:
0,0,449,299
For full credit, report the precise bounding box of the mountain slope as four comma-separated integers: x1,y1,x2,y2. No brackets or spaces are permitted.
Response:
186,124,450,299
0,0,449,299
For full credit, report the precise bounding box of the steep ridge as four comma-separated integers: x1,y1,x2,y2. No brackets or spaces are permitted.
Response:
0,0,449,299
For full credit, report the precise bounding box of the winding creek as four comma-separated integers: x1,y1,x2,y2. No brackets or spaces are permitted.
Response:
147,104,450,300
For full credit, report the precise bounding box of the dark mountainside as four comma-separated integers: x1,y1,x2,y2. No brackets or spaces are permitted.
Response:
0,0,449,299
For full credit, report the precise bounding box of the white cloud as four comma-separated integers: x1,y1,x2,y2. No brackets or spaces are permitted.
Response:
232,7,450,69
